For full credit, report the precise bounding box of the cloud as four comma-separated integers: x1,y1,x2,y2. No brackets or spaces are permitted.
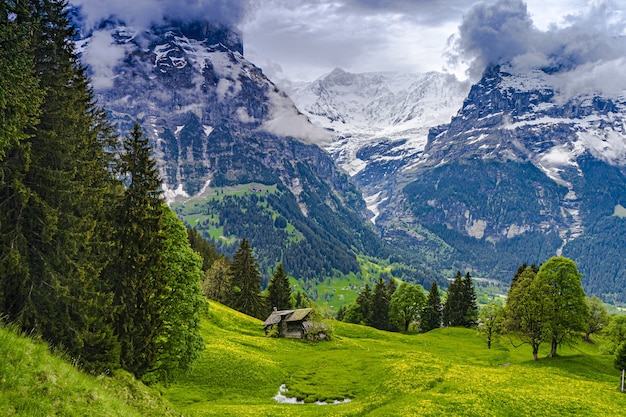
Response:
448,0,626,83
80,30,127,90
70,0,251,31
261,90,332,144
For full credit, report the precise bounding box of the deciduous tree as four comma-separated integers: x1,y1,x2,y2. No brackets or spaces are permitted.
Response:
478,302,504,349
585,296,609,342
536,256,588,357
390,283,426,332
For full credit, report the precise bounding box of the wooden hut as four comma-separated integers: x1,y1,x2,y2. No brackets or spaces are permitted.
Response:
263,308,328,340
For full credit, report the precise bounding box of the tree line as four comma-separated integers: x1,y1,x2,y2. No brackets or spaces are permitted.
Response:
0,0,204,383
336,270,477,333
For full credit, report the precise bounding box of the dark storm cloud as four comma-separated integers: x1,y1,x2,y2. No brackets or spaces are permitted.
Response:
448,0,626,84
71,0,252,30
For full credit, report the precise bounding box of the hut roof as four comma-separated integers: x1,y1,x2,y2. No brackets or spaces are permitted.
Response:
262,308,313,327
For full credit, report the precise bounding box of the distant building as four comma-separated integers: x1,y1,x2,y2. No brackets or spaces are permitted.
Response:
263,308,328,340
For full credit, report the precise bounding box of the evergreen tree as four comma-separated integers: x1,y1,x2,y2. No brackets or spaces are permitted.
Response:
108,122,167,378
371,276,391,330
0,1,42,158
421,281,442,332
443,271,463,326
386,277,398,300
461,272,478,327
0,0,119,373
187,227,221,271
230,238,264,318
343,284,373,326
266,263,292,312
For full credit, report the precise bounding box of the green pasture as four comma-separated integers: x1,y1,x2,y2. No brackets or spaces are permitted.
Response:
164,302,626,416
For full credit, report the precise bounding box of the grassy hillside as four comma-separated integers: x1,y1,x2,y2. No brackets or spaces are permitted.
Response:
0,325,177,416
164,302,626,416
3,302,625,416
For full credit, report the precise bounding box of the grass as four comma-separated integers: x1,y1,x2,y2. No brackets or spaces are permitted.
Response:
163,302,626,416
3,301,626,415
0,325,178,416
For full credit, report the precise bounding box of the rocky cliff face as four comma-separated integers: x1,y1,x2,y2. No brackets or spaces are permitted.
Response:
78,20,383,281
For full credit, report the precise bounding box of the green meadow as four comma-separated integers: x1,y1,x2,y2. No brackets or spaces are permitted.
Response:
163,302,626,416
2,301,625,416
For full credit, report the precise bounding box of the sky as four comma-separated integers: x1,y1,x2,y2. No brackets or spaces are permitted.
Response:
71,0,626,89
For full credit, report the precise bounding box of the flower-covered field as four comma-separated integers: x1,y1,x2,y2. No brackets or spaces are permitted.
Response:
164,302,626,416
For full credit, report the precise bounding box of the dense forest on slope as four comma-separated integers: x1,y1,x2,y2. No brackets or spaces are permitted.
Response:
0,0,204,382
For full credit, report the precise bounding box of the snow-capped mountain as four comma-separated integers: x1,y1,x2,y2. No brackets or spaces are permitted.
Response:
77,19,384,281
288,68,469,222
292,64,626,301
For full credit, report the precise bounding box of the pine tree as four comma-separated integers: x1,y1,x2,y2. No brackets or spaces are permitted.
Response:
0,1,42,158
0,0,119,373
461,272,478,327
267,263,292,312
108,122,167,378
230,238,264,318
371,276,391,330
443,271,463,326
421,281,442,332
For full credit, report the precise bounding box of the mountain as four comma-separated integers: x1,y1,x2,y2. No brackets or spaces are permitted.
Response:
291,65,626,303
288,69,469,222
77,19,385,283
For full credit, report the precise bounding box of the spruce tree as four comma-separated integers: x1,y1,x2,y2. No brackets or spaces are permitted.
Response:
202,257,232,304
421,281,442,332
461,272,478,327
371,276,391,330
267,263,292,312
0,0,119,373
230,238,264,318
443,271,463,326
108,121,167,378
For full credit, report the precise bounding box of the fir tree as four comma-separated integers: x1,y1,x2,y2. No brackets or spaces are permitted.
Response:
421,281,442,332
0,0,119,373
371,276,391,330
230,238,264,318
266,263,292,312
108,122,166,378
187,227,221,271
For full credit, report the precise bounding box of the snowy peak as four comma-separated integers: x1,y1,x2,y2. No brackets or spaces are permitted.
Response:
423,64,626,175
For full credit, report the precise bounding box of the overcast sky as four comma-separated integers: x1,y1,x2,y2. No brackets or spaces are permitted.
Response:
71,0,626,88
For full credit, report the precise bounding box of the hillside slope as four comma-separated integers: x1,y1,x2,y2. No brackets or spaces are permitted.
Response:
164,301,626,416
0,325,177,416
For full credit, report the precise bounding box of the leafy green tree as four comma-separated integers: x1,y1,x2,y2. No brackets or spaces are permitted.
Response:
390,282,426,332
604,316,626,354
108,122,167,379
535,256,588,357
267,263,292,312
421,281,442,332
148,207,205,384
504,267,550,361
615,342,626,392
478,302,504,349
202,257,232,304
584,296,609,342
371,276,391,330
230,238,264,318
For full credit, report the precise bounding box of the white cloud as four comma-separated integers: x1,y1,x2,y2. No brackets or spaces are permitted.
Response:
81,30,126,90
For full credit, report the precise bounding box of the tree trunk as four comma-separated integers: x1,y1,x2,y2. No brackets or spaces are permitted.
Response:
550,335,558,357
532,344,539,361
